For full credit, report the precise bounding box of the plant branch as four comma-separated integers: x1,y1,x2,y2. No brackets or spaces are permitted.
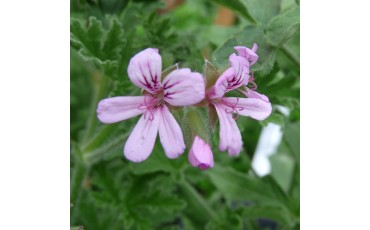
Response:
179,179,217,220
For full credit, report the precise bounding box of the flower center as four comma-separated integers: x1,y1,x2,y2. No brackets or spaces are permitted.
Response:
138,90,165,121
221,98,244,120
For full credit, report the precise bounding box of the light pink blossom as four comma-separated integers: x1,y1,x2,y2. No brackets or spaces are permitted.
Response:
97,48,205,162
208,53,272,156
233,44,269,101
188,136,214,170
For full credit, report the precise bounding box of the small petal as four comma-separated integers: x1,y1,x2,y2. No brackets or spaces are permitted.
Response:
240,89,270,102
158,105,185,159
223,97,272,120
212,67,235,98
212,55,249,98
229,53,250,84
252,43,258,53
234,44,259,65
163,68,205,106
97,96,145,124
124,109,160,162
127,48,162,94
188,136,214,170
214,103,243,156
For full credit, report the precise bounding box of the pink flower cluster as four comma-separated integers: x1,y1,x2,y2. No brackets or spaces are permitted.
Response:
96,46,271,170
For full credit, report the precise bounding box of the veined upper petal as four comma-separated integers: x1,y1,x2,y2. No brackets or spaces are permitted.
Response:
158,105,185,159
127,48,162,94
223,97,272,120
97,96,145,124
162,68,205,106
214,103,243,156
211,67,234,99
229,53,250,84
124,109,160,162
212,55,249,99
234,44,259,65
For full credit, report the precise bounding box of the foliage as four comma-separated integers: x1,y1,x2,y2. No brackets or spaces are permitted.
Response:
70,0,300,229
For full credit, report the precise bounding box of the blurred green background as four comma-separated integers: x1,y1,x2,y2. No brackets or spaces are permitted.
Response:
70,0,300,229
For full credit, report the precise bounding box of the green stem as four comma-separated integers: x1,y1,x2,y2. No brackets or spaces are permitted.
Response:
179,179,217,220
281,45,300,66
82,74,110,145
70,147,91,222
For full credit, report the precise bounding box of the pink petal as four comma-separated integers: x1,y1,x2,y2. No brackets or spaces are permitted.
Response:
158,105,185,159
162,68,205,106
188,136,214,170
234,44,259,65
223,97,272,120
240,89,270,102
214,103,243,156
252,43,258,52
229,53,250,84
212,67,235,98
96,96,145,123
212,55,249,99
124,109,160,162
127,48,162,94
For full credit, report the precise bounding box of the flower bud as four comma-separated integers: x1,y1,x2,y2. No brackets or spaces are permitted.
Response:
188,136,214,170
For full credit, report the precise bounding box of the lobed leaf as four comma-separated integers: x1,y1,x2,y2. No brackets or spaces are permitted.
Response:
245,0,282,25
266,6,300,47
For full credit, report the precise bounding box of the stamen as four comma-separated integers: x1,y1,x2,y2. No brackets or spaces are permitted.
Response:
249,81,257,90
138,94,157,121
221,98,244,120
248,72,255,82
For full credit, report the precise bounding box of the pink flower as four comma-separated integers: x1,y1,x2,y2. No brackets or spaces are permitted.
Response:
234,44,270,102
234,43,259,66
208,54,272,156
188,136,214,170
97,48,205,162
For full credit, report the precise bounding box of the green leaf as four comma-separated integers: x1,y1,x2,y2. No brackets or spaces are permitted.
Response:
135,191,187,213
266,6,300,47
102,18,125,60
205,207,243,230
240,205,295,227
70,16,125,73
209,0,256,23
184,109,209,141
129,144,175,175
206,166,287,207
283,121,300,162
71,17,104,62
245,0,281,24
82,122,135,165
212,25,276,75
260,112,285,127
270,150,295,192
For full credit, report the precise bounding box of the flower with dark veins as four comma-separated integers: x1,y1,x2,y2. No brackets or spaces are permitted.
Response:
97,48,205,162
207,52,272,156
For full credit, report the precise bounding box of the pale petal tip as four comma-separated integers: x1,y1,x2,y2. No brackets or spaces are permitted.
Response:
123,149,149,163
252,43,258,52
147,47,159,53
